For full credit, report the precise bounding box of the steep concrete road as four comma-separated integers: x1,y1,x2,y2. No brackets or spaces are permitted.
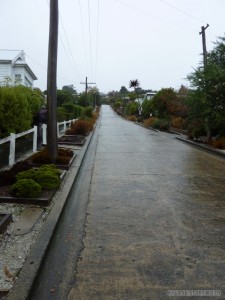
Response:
67,105,225,299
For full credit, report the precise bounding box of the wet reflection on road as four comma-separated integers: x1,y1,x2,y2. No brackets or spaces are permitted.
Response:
69,105,225,299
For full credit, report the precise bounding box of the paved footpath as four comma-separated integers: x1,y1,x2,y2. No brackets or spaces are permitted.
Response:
68,105,225,300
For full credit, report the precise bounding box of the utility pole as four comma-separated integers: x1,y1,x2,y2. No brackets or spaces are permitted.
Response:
80,77,96,106
47,0,58,162
199,24,209,69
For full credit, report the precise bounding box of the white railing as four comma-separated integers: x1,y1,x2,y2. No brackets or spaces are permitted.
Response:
0,126,38,166
57,119,76,137
0,119,77,167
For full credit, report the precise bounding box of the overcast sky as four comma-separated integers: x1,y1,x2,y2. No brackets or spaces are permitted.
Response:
1,0,224,94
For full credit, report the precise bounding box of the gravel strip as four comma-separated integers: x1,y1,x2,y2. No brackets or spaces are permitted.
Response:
0,147,81,298
0,190,60,292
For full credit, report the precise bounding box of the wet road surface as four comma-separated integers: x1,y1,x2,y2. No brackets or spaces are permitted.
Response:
67,105,225,299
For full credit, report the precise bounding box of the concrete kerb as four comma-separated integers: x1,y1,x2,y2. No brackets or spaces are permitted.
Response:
7,120,98,300
176,136,225,160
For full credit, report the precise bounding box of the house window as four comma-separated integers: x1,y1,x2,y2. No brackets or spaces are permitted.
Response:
15,74,22,84
25,76,32,87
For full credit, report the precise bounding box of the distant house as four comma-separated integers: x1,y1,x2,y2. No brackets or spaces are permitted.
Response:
0,49,37,88
143,92,157,101
135,92,157,115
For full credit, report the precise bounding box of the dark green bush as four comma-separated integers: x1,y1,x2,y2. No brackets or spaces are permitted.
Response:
39,164,61,177
15,164,61,190
10,179,42,198
152,119,169,130
35,171,60,190
81,106,93,118
16,169,37,181
0,160,32,187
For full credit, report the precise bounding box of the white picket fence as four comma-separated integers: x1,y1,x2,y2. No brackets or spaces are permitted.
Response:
0,119,76,167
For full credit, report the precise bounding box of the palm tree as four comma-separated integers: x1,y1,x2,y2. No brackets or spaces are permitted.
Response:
129,79,141,114
129,79,140,92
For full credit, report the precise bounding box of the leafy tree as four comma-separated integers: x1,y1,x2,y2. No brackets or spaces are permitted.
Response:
119,86,128,95
57,89,75,107
151,88,178,119
57,107,67,122
88,86,101,106
126,101,139,115
187,35,225,138
128,92,136,101
0,86,43,137
141,99,154,118
129,79,140,100
62,84,77,95
129,79,140,91
62,102,76,120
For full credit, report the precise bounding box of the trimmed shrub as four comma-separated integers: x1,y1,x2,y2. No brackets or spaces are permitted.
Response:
31,148,52,164
143,117,158,128
55,156,71,165
82,106,93,118
171,117,185,129
212,137,225,149
10,179,42,198
66,119,93,136
34,171,60,190
0,160,32,187
15,164,61,190
58,148,73,158
152,119,169,130
30,147,73,165
127,115,137,122
187,119,207,140
39,164,61,177
16,169,37,181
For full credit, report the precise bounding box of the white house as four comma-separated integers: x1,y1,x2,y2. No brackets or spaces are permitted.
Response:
0,49,37,88
135,92,157,115
143,92,157,101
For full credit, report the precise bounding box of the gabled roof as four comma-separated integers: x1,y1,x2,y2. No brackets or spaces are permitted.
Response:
0,49,24,62
0,49,37,80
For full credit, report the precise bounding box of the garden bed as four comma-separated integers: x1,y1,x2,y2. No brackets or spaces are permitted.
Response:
0,186,55,206
58,135,86,146
0,170,66,206
26,152,76,170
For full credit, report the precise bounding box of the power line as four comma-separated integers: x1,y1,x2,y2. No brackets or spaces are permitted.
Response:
46,0,81,82
26,53,79,85
112,0,196,32
79,0,90,76
88,0,94,79
95,0,100,82
59,12,81,81
159,0,206,24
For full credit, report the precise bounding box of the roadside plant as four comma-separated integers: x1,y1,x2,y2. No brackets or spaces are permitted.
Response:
15,164,61,190
10,179,42,198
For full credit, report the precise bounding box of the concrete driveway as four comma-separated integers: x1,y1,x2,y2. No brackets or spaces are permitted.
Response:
68,105,225,300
